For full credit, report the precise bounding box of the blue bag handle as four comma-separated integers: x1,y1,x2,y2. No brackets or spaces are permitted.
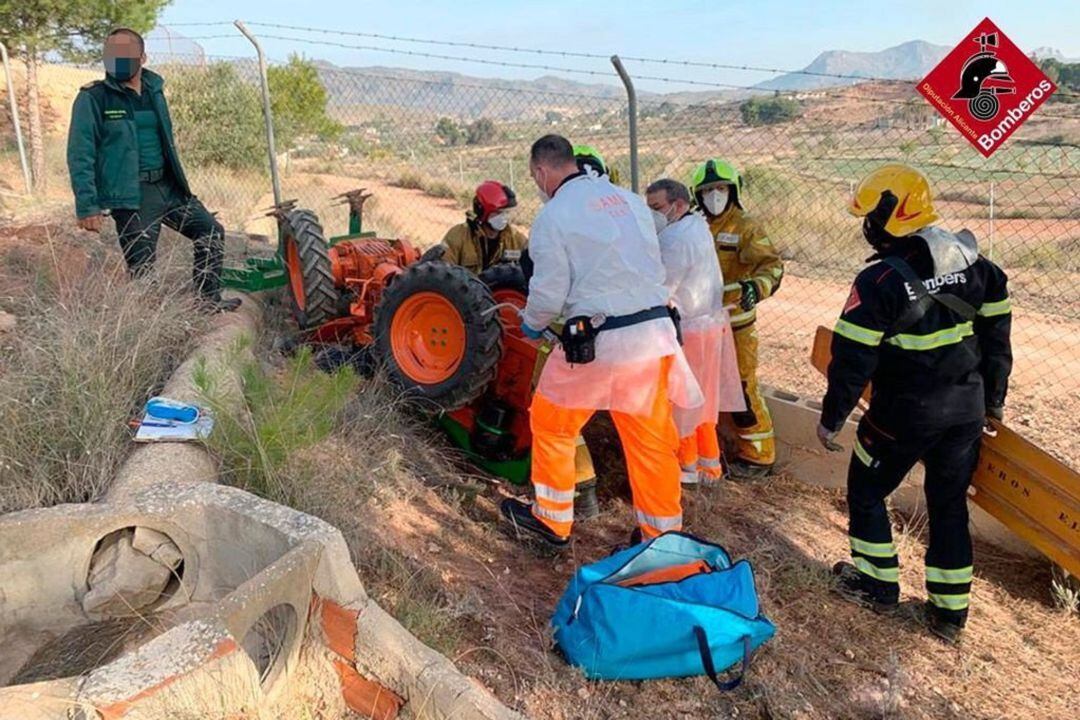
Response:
693,626,751,692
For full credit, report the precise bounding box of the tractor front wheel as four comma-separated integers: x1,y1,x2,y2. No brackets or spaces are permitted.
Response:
374,262,502,411
281,210,338,330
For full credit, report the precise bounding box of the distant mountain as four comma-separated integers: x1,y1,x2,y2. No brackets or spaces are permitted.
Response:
315,64,631,120
1030,47,1080,63
753,40,950,92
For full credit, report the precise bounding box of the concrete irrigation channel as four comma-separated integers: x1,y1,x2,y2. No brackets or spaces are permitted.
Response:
0,294,523,720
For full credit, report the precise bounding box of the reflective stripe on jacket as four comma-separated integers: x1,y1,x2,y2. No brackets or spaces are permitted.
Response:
821,229,1012,432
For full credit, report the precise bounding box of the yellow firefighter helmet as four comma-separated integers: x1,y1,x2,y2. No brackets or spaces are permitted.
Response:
849,163,940,237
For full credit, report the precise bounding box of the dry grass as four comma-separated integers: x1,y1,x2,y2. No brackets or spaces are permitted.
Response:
195,313,484,653
0,222,210,512
206,314,1080,719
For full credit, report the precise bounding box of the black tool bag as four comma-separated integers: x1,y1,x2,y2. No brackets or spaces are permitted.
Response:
559,305,679,365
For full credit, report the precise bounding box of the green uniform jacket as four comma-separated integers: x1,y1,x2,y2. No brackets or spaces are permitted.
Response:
66,69,191,218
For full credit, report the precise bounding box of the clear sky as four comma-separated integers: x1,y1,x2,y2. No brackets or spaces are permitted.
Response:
153,0,1080,92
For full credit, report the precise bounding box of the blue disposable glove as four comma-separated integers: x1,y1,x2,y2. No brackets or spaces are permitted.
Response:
521,321,543,340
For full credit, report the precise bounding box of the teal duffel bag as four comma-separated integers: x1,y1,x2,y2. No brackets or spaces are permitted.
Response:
552,532,775,688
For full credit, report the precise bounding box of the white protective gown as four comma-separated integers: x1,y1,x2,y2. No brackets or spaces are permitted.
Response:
523,173,703,415
657,212,745,437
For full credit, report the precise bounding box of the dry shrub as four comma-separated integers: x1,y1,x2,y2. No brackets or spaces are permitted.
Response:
0,234,209,512
197,335,479,652
285,370,480,652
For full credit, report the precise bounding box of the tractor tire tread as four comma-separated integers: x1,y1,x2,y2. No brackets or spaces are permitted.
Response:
282,209,338,329
373,261,503,412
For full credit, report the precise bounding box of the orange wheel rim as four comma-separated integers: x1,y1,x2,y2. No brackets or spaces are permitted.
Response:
491,288,527,331
285,237,306,311
389,292,466,383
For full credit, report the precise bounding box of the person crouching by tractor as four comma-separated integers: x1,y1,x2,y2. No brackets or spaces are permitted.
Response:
66,27,239,313
690,159,783,478
818,163,1012,643
501,134,703,551
432,180,527,273
647,178,745,485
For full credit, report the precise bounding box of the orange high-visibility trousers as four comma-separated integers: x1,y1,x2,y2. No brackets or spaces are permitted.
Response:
529,357,682,539
677,422,726,484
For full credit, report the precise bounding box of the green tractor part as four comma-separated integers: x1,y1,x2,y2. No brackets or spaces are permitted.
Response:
222,188,378,293
438,413,532,485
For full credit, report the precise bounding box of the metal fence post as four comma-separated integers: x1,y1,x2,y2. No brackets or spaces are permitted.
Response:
234,20,281,207
610,55,638,193
988,180,995,261
0,41,32,195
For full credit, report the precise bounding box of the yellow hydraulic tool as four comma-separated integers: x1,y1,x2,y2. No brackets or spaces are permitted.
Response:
811,326,1080,577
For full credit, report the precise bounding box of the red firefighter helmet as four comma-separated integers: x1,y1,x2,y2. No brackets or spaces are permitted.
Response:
472,181,517,224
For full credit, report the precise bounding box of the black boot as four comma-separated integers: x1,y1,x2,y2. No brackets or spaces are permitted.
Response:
831,561,900,615
610,527,644,555
574,480,600,522
728,460,774,480
500,498,569,553
924,602,966,645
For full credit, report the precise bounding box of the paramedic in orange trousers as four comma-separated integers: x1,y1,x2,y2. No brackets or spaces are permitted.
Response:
500,134,703,551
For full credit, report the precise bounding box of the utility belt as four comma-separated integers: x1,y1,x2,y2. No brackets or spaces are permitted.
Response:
138,167,166,183
560,305,681,365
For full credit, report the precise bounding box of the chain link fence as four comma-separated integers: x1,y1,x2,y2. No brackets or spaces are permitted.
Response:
1,33,1077,467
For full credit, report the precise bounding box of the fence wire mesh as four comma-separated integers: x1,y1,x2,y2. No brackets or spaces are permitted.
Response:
0,37,1077,468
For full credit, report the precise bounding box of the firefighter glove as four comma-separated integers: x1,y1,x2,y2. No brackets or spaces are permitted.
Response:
739,279,760,312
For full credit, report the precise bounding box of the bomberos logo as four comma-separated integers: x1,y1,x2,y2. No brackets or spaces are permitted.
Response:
918,18,1057,157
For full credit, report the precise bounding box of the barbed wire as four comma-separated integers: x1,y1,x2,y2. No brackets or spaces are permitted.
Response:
238,20,1080,99
25,21,1080,99
243,21,927,85
153,21,234,26
247,32,969,108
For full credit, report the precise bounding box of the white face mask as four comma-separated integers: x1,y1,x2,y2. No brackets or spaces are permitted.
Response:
533,168,551,204
652,208,672,234
488,212,510,231
703,187,730,216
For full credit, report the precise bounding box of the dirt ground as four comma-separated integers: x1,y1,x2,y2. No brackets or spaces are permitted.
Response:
332,420,1080,720
242,172,464,243
4,185,1078,720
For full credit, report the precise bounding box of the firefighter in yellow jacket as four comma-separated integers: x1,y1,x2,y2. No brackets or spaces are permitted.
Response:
690,159,784,478
435,180,528,273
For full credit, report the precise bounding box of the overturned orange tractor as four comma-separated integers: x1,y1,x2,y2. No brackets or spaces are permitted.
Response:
278,193,544,485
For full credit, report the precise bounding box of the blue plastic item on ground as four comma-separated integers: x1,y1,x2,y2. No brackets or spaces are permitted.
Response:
145,396,199,424
552,532,776,688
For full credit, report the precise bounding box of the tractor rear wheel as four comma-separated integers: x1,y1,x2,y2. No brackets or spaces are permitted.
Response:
479,263,528,333
374,262,502,411
281,210,338,330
